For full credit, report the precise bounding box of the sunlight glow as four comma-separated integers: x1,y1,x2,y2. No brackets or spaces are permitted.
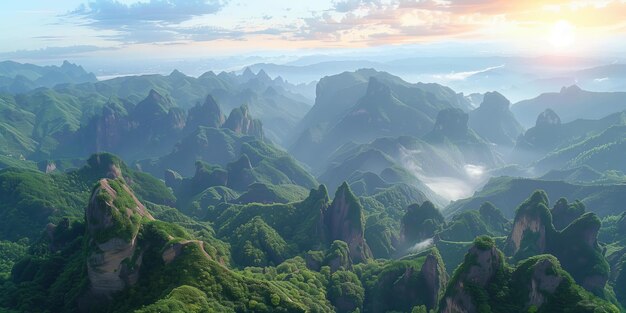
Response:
550,20,576,49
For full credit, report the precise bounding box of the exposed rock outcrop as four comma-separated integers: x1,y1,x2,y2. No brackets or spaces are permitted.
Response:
535,108,561,127
223,104,263,139
431,108,469,141
441,237,504,313
505,190,553,259
505,191,609,296
468,91,524,146
525,258,563,309
367,249,447,313
322,182,372,263
185,94,225,132
420,252,448,310
85,178,154,297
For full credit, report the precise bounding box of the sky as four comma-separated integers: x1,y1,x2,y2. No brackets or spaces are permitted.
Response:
1,0,626,63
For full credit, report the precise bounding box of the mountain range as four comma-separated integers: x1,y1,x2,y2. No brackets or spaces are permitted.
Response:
1,60,626,313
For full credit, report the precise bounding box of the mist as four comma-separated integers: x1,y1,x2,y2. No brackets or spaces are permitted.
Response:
407,238,434,254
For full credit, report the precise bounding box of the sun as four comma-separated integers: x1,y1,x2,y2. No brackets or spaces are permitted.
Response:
549,20,576,49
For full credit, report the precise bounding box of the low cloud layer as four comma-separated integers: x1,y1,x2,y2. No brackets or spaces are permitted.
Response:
69,0,229,26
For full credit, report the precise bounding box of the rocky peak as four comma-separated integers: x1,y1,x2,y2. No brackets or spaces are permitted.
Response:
480,91,511,111
432,108,469,139
306,184,330,205
85,178,153,297
560,84,583,94
256,69,272,82
505,190,553,259
133,89,175,122
322,182,372,263
557,212,608,294
503,191,609,295
524,257,564,309
84,153,125,180
535,109,561,127
420,251,448,310
441,236,504,313
169,69,186,79
186,95,224,131
223,105,264,139
241,67,255,81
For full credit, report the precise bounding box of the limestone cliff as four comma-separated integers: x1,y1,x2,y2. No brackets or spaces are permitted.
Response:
505,190,609,296
223,104,264,139
85,178,154,297
185,94,225,132
441,237,504,313
505,190,553,260
322,182,372,263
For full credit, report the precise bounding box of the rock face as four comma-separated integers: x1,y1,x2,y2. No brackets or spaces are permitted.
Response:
505,190,553,259
322,182,372,263
535,108,561,127
185,94,224,132
223,105,264,139
367,249,447,313
468,91,524,146
441,237,504,313
85,178,154,297
505,191,609,296
431,108,469,141
555,212,608,294
525,258,564,309
420,252,448,310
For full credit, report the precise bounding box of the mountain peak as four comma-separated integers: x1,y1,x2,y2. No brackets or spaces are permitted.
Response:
86,178,154,296
223,105,264,139
242,67,255,80
432,108,469,138
323,182,372,263
535,109,561,127
560,84,582,94
480,91,510,110
257,69,271,81
185,94,224,130
169,69,186,78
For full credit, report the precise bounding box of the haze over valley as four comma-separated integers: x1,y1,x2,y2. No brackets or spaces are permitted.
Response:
1,1,626,312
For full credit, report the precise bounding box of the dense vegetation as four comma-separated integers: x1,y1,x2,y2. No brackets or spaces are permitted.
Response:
1,61,625,313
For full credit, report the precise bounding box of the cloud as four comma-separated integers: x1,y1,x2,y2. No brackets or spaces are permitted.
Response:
69,0,229,27
64,0,239,44
333,0,383,12
294,0,626,46
56,0,626,50
433,64,504,81
0,45,118,60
